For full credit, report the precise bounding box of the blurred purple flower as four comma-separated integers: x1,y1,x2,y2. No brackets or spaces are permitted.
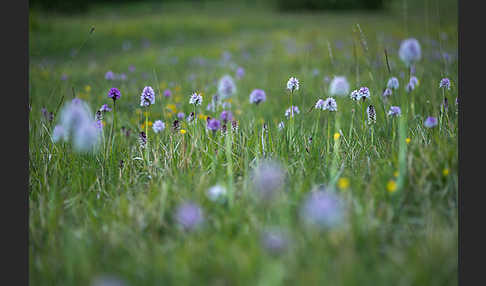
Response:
207,118,221,132
387,106,401,117
399,38,422,66
300,189,345,229
251,160,285,200
163,89,172,97
105,71,115,80
175,202,204,231
177,112,185,119
249,89,266,105
220,110,233,123
236,67,245,79
261,228,289,256
152,120,165,133
424,116,438,128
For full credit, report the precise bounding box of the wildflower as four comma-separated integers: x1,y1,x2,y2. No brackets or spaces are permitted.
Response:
455,97,458,105
382,88,393,98
278,121,285,131
286,76,300,92
140,86,155,107
180,129,186,134
406,137,411,144
163,89,172,97
139,131,147,148
99,104,111,113
94,120,103,130
177,112,185,119
406,82,414,93
440,78,451,90
174,202,204,231
285,106,300,118
95,109,103,121
55,98,101,152
105,70,115,80
334,132,340,140
207,118,221,132
189,92,203,105
186,112,195,123
387,106,401,117
261,228,289,256
207,185,227,202
367,105,376,124
424,116,438,128
61,74,68,81
218,75,237,99
249,89,266,105
358,87,370,101
329,76,350,96
41,107,54,122
300,188,345,229
398,38,422,66
251,160,285,201
387,77,400,89
231,120,238,132
409,76,419,87
350,89,359,101
107,88,121,102
220,110,233,123
52,125,66,142
386,180,397,193
443,168,450,176
128,65,136,72
236,67,245,79
315,99,325,110
152,120,165,133
337,178,350,190
312,68,320,77
323,97,338,111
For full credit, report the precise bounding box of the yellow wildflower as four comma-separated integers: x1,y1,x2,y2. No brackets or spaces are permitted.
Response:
180,129,187,134
387,180,397,193
443,168,450,176
406,137,411,144
84,85,91,93
334,132,340,140
393,171,399,178
338,178,350,190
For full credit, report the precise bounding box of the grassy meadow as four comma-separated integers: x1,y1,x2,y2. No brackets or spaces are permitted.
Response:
29,1,458,285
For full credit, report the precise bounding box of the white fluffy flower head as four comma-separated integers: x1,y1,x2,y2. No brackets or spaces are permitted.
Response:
329,76,350,96
399,38,422,66
287,76,300,92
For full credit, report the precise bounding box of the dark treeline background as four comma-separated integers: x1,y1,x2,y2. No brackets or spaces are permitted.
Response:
30,0,387,13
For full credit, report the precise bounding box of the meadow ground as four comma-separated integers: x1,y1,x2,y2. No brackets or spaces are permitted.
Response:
29,1,458,285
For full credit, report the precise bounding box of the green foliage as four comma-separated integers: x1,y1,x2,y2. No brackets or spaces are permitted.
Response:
29,1,457,285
